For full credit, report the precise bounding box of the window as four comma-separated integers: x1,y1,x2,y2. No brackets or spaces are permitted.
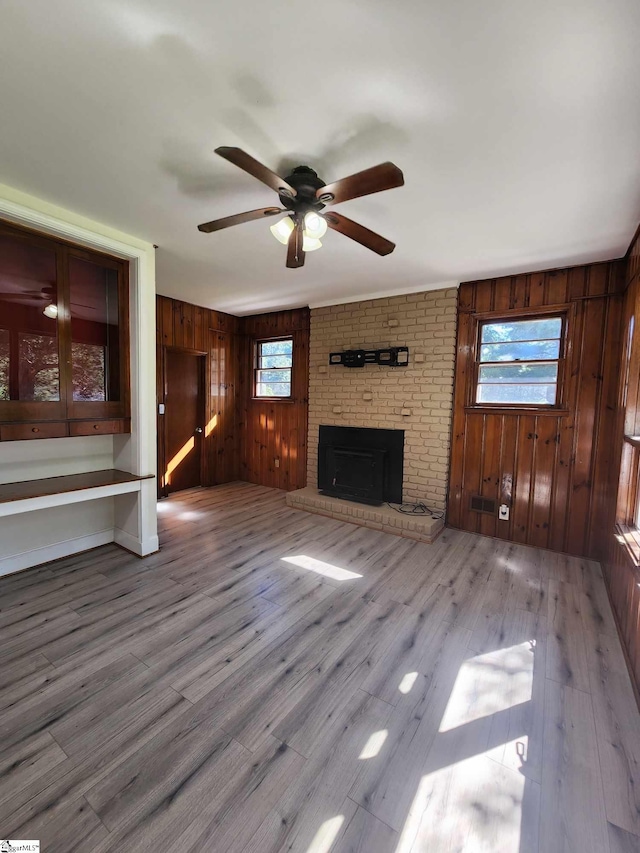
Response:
254,338,293,398
475,316,563,406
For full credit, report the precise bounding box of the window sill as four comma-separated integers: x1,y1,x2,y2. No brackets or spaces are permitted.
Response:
464,406,570,416
251,397,295,404
615,523,640,568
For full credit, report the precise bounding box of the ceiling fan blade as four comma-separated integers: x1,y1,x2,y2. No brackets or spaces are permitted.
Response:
324,212,396,256
0,292,46,301
198,207,286,233
317,162,404,206
215,147,297,197
286,216,305,268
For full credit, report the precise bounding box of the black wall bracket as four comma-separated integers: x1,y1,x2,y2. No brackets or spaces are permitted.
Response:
329,346,409,368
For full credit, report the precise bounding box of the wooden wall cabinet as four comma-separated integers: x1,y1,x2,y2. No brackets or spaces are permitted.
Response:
0,218,130,439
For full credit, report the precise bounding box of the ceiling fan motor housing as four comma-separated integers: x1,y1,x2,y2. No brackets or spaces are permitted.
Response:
280,166,329,214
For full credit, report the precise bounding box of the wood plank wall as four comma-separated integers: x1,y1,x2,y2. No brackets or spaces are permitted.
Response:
237,308,310,491
156,296,309,494
156,296,240,495
448,261,624,558
602,223,640,697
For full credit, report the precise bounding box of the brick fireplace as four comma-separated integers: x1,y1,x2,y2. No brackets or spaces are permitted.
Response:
286,286,458,542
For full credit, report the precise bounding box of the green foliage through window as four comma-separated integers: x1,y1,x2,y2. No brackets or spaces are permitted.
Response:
476,316,562,405
255,338,293,397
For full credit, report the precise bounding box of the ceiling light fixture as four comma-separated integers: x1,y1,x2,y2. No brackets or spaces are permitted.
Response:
270,215,294,245
43,303,58,319
303,212,328,240
270,212,327,253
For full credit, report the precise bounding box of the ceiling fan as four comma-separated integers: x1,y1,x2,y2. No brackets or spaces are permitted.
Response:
1,284,57,314
197,147,404,268
0,284,54,302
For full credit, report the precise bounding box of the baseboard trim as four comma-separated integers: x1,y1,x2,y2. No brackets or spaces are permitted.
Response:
114,528,160,557
0,529,114,577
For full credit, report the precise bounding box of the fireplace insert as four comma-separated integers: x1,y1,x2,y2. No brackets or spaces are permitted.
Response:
318,425,404,505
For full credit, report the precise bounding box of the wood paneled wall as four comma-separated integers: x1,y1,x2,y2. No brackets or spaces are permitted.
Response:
448,261,624,558
156,296,309,494
156,296,240,495
602,223,640,698
237,308,310,491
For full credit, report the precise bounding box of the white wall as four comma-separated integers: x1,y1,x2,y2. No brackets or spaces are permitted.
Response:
0,183,158,574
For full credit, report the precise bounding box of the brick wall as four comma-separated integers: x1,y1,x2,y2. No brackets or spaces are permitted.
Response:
307,287,458,511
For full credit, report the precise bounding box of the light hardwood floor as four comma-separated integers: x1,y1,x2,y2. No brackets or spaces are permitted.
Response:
1,482,639,852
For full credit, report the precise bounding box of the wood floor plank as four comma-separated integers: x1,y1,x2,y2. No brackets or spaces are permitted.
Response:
405,757,540,853
334,801,398,853
8,795,109,853
349,623,472,830
0,650,52,693
0,653,147,754
84,707,249,842
169,737,306,853
0,730,68,806
359,592,451,706
546,579,591,691
484,609,547,783
243,690,392,853
0,482,637,853
608,821,640,853
0,681,191,838
589,632,640,836
540,680,610,853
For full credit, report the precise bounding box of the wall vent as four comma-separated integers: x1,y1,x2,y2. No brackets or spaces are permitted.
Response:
470,495,497,515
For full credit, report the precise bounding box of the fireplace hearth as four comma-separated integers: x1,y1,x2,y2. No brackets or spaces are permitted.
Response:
317,425,404,505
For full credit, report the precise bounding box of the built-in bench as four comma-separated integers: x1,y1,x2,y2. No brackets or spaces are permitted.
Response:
0,469,154,518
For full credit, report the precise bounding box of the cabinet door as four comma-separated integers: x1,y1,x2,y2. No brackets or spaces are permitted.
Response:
0,226,67,420
66,248,129,419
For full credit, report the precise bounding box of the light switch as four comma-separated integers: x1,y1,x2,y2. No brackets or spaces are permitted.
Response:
158,403,165,415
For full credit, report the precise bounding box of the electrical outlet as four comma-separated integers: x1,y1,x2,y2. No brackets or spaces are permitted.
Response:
499,504,510,520
274,458,280,468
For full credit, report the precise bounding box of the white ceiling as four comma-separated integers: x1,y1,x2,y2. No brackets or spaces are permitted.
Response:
1,1,640,315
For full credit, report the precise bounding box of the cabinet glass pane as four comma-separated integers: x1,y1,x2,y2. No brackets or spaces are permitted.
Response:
0,235,60,401
69,257,120,402
0,329,8,400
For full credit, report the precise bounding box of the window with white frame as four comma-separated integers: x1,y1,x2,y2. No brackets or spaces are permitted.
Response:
254,337,293,398
475,316,564,406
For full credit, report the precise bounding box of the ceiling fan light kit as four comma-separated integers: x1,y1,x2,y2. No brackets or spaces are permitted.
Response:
197,147,404,268
43,303,58,319
270,213,326,251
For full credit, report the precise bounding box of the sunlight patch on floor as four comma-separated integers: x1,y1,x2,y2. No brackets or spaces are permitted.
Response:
179,510,204,520
396,753,529,853
359,729,388,759
398,671,419,694
305,815,345,853
438,641,534,733
281,555,362,581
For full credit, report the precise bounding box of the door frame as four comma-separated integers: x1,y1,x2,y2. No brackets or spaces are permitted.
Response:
159,345,207,498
